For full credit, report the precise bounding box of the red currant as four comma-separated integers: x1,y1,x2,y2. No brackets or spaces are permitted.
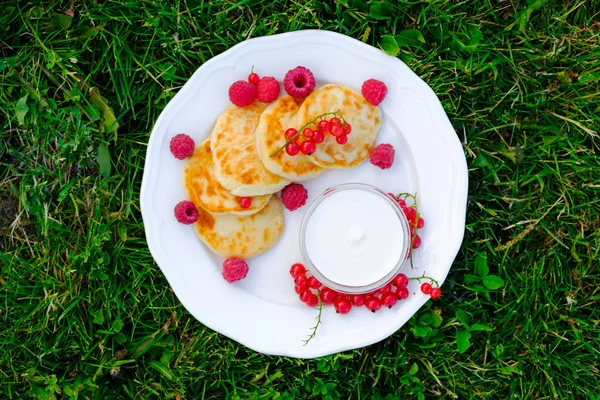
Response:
377,283,392,294
290,263,306,278
285,128,297,140
239,197,251,209
306,294,319,307
300,140,316,155
406,207,417,223
365,296,382,312
412,235,422,249
330,117,341,126
430,287,442,299
333,297,352,314
421,282,432,295
397,199,406,208
295,274,308,288
392,273,409,288
336,135,348,145
294,284,307,294
312,131,325,143
342,123,352,135
330,125,344,137
417,217,425,229
248,72,260,85
302,127,315,139
397,287,409,299
285,142,299,156
381,292,397,308
320,288,338,305
307,276,322,289
350,294,365,307
299,290,312,303
317,120,331,133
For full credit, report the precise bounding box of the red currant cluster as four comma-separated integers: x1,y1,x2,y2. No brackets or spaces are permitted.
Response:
271,112,352,157
420,282,442,299
291,263,441,314
391,193,424,251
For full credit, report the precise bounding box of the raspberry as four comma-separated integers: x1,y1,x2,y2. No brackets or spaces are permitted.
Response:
280,183,308,211
174,200,199,224
361,79,388,106
228,80,257,107
284,66,316,98
169,134,195,160
256,77,280,103
222,257,249,283
369,143,395,169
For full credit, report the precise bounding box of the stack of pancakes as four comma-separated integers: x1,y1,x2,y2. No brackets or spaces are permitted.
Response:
184,84,382,259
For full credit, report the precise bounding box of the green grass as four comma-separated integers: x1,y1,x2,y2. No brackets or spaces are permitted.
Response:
1,0,600,398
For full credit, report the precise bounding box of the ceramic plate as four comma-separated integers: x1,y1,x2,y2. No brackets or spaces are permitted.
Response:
140,30,468,358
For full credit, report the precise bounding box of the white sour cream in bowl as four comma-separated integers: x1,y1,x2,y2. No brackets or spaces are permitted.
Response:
300,183,411,294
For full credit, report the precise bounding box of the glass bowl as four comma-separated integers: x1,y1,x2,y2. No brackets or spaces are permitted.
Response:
299,183,411,294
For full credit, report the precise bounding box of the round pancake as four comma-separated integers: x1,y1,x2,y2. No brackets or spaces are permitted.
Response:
211,102,289,197
296,84,382,169
193,195,284,259
184,140,271,216
255,95,325,181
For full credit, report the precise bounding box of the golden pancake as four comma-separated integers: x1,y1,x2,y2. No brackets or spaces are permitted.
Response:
296,84,382,169
184,140,271,216
193,195,284,259
211,102,289,197
255,95,325,181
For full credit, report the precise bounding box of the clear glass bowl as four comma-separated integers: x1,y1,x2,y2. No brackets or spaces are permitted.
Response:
299,183,411,294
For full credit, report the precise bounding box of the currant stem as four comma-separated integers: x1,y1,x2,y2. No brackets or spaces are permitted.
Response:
269,110,344,157
407,273,439,287
303,291,324,346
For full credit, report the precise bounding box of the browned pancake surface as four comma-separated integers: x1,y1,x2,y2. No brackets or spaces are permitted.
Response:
255,96,325,181
211,102,289,196
184,140,271,216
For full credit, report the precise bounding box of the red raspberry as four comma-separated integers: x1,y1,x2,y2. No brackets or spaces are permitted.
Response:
361,79,388,106
284,66,316,98
169,134,195,160
280,183,308,211
222,257,249,283
174,200,199,224
256,77,280,103
369,143,395,169
228,80,257,107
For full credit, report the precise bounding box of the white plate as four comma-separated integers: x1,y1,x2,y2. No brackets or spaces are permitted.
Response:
140,30,468,358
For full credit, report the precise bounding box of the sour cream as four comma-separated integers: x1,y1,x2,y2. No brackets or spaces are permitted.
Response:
300,184,410,293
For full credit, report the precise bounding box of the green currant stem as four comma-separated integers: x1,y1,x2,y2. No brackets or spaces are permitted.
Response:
303,291,323,346
269,110,345,157
408,273,439,287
